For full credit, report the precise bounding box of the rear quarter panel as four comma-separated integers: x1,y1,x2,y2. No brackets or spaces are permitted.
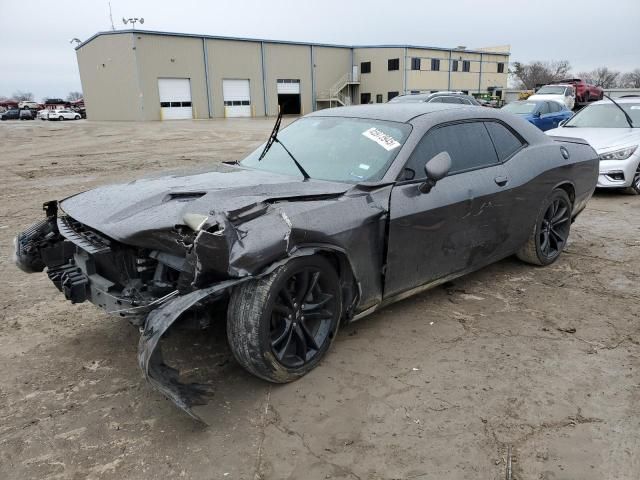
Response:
502,139,598,248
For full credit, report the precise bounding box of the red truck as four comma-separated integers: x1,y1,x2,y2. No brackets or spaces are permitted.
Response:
558,78,603,106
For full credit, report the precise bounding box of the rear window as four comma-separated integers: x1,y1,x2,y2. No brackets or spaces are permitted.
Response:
485,122,525,161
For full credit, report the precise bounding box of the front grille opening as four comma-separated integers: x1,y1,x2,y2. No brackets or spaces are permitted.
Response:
606,172,625,181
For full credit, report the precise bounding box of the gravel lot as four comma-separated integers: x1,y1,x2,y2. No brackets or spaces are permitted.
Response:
0,118,638,480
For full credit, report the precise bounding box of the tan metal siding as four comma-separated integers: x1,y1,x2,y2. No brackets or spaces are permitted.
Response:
76,33,140,121
263,43,312,116
206,39,264,117
134,34,208,120
354,48,404,103
313,46,352,98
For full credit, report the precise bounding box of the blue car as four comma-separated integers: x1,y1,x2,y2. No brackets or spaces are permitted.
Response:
501,100,573,131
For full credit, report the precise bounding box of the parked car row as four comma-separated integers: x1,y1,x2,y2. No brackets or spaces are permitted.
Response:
1,108,82,121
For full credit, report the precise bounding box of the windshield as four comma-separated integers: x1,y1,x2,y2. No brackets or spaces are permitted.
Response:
564,102,640,128
502,102,538,114
536,86,566,95
241,117,412,182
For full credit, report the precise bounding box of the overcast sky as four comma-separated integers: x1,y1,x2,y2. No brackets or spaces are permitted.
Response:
1,0,638,100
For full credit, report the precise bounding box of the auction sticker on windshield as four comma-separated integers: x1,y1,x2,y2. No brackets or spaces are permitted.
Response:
362,127,401,151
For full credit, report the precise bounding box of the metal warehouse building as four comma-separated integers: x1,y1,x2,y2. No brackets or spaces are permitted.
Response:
75,30,510,121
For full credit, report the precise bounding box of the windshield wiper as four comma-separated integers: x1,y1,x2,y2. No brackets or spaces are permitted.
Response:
604,94,635,128
259,110,310,180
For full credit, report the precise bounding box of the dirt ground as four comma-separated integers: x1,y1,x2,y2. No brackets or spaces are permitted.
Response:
0,118,638,480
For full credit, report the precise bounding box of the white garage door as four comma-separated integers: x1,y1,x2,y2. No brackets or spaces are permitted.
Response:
277,79,300,94
223,79,251,117
158,78,193,120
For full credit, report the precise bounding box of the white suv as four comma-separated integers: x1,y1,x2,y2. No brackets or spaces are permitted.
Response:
48,109,81,121
18,101,39,110
529,84,575,110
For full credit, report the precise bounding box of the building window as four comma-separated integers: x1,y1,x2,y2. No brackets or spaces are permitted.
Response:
361,61,371,74
224,100,251,106
388,58,399,71
361,93,371,104
388,91,399,101
497,62,505,73
411,58,421,71
376,94,383,103
452,60,458,72
462,60,471,72
431,59,440,71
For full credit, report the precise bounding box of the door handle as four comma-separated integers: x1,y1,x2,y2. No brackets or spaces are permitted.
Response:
494,176,508,186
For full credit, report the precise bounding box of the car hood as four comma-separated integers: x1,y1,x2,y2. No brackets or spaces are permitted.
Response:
59,164,352,244
545,127,640,152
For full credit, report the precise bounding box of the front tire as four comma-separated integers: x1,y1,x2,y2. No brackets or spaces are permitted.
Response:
624,162,640,195
227,256,342,383
59,116,64,121
517,189,572,266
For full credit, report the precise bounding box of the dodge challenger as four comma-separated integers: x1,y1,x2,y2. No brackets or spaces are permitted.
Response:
14,103,599,421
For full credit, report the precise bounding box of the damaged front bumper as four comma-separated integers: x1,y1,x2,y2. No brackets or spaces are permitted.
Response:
14,200,339,423
13,201,241,421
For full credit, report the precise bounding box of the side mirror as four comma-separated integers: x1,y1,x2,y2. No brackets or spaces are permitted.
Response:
534,111,542,118
419,152,451,194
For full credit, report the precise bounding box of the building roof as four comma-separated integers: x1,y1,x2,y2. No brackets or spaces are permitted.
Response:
75,29,510,57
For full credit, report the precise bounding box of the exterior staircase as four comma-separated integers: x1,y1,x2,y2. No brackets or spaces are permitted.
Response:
316,71,360,108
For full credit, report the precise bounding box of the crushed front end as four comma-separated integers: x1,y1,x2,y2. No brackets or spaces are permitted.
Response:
14,201,186,326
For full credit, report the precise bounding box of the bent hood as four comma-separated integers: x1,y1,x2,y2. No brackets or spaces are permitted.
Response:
546,127,640,152
59,164,351,245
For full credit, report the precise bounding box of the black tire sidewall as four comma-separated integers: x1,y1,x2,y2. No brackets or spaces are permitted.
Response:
534,189,571,265
258,256,341,377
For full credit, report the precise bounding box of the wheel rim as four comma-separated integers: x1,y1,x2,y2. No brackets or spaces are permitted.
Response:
269,267,336,368
539,198,570,259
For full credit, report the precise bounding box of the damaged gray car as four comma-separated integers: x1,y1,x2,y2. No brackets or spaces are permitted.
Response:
14,103,599,421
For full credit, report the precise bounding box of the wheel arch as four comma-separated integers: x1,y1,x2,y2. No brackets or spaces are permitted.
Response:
282,244,360,318
554,181,575,206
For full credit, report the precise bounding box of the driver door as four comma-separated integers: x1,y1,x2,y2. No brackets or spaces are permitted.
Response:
384,121,514,298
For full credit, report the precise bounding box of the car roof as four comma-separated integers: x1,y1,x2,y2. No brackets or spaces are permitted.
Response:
306,103,468,123
589,97,640,105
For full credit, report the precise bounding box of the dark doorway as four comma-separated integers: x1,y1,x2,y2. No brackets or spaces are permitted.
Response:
278,94,301,115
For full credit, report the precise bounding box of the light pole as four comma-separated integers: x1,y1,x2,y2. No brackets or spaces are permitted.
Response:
122,17,145,29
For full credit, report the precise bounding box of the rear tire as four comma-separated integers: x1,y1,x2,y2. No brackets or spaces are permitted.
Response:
517,189,572,266
59,116,64,121
227,256,342,383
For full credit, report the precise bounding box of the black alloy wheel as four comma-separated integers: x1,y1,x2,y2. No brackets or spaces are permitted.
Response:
517,188,572,266
227,255,342,383
270,267,337,368
538,197,571,261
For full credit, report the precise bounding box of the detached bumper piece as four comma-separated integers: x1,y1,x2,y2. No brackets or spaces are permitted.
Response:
48,261,89,304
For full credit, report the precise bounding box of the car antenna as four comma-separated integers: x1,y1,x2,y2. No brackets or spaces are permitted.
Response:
603,94,635,128
258,110,310,180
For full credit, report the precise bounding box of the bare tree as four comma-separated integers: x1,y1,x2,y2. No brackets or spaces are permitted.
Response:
577,67,620,88
66,91,83,102
12,90,34,102
509,60,571,89
620,69,640,88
